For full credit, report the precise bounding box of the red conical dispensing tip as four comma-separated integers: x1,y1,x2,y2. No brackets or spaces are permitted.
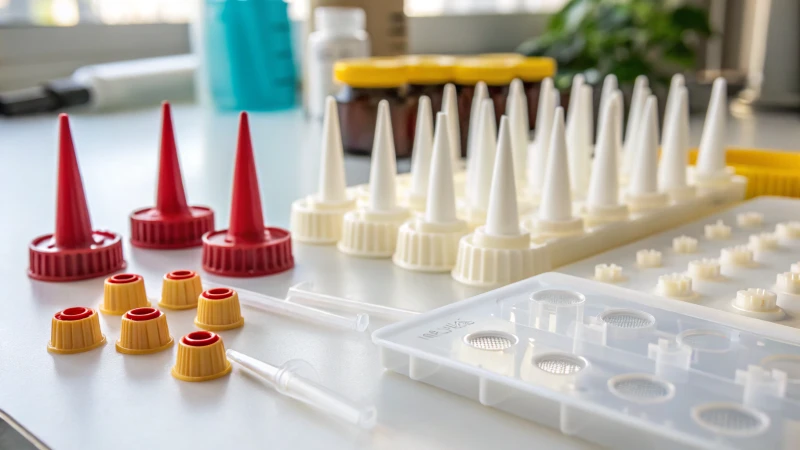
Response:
29,114,126,281
227,112,267,243
54,114,94,249
129,102,214,249
201,112,294,277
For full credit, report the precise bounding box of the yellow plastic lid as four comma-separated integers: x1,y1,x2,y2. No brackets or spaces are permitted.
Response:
514,57,557,81
334,57,407,88
454,57,515,86
405,55,456,84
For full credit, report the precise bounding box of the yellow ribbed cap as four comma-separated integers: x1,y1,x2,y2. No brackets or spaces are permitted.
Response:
194,287,244,331
514,57,557,81
116,307,174,355
48,307,106,354
159,269,203,310
100,273,150,315
454,57,515,86
171,331,231,382
334,57,407,88
405,55,456,84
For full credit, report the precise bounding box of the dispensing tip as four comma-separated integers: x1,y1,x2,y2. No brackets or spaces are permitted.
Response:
586,94,622,209
566,84,593,195
129,101,215,249
485,116,521,237
368,100,399,213
424,112,459,224
441,83,461,164
628,96,660,195
696,77,729,178
539,107,573,222
508,78,529,182
408,95,434,207
29,114,125,281
528,77,555,195
659,87,695,202
466,99,497,212
465,81,489,180
202,112,294,277
622,76,650,175
317,96,349,204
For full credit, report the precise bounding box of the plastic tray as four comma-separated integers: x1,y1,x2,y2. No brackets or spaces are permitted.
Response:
688,148,800,199
373,272,800,450
560,196,800,332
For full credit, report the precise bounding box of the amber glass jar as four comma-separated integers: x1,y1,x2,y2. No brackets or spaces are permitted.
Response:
334,58,411,156
453,56,516,156
513,57,557,130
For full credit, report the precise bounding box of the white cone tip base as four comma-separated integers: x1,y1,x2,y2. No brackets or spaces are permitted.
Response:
290,196,356,244
393,218,469,272
338,209,408,258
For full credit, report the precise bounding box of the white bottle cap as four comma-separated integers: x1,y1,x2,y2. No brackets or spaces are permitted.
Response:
407,96,434,212
594,263,624,282
394,112,468,272
584,92,627,226
688,258,721,280
291,96,356,244
657,273,694,299
625,95,668,212
315,7,366,32
732,288,784,320
636,249,662,268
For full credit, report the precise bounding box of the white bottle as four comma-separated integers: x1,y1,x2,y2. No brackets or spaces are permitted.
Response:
307,7,370,119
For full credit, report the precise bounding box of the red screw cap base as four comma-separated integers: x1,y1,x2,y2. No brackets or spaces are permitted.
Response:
130,207,214,249
29,114,126,282
201,227,294,277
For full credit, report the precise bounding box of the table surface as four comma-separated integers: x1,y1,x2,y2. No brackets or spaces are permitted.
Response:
0,104,797,450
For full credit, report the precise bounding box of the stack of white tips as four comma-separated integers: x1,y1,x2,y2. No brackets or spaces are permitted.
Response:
720,245,755,267
622,75,649,180
441,83,462,169
695,77,734,191
658,86,695,203
777,272,800,295
749,232,779,251
508,78,530,184
527,107,584,241
673,235,698,253
464,82,489,196
657,273,694,299
737,211,764,228
594,263,623,283
527,77,556,203
583,91,628,227
452,117,536,288
704,220,731,239
625,95,669,213
338,100,409,258
732,288,784,320
688,258,721,280
566,84,593,197
636,249,662,268
394,112,469,272
291,97,357,244
461,99,497,229
776,221,800,240
406,96,434,213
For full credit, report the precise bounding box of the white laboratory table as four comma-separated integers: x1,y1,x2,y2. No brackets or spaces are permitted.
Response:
0,104,796,450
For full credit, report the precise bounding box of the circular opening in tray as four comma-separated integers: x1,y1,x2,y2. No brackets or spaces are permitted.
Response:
599,309,655,329
533,352,588,375
677,329,731,353
530,289,586,307
463,331,518,351
608,374,675,404
691,403,770,437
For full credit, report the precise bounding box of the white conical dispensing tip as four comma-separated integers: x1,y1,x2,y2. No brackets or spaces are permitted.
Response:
566,74,585,122
628,95,660,195
659,87,690,190
597,75,618,140
567,84,593,195
587,93,621,208
696,77,728,176
624,75,649,145
467,99,497,211
485,116,521,237
441,83,461,167
368,100,398,212
538,107,573,222
508,78,530,182
662,74,686,148
623,84,651,176
317,96,348,204
424,112,458,224
408,96,434,198
466,81,489,169
528,77,555,194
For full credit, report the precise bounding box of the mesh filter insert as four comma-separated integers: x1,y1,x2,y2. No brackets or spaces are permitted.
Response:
678,330,731,352
609,375,674,403
600,310,655,329
534,353,587,375
693,404,769,436
531,289,585,306
465,332,516,351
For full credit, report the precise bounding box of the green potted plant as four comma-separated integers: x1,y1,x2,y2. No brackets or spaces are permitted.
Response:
517,0,712,108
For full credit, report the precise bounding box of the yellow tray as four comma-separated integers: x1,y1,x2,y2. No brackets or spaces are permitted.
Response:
688,148,800,199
